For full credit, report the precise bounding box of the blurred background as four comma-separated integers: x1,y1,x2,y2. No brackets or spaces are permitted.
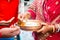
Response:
19,0,33,13
16,0,34,40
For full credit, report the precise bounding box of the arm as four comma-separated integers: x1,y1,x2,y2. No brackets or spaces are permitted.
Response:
37,14,60,33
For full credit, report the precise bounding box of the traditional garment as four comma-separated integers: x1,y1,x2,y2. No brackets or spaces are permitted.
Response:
0,0,19,40
27,0,60,40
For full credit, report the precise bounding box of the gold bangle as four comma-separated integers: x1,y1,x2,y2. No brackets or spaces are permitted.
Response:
55,24,60,32
52,25,55,32
57,24,60,32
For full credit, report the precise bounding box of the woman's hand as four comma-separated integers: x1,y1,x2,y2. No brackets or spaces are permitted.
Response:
18,13,31,21
37,24,55,34
0,25,20,38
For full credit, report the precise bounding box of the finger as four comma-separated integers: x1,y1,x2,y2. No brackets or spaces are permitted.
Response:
10,25,14,28
37,26,45,33
41,22,48,26
18,14,22,19
10,29,20,36
18,14,24,21
13,26,20,31
10,28,19,33
37,28,43,33
10,27,20,35
12,27,20,33
14,24,20,29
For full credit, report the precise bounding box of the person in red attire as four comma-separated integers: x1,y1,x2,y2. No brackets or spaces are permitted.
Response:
19,0,60,40
0,0,20,40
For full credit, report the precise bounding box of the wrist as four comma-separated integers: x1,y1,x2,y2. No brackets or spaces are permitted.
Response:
49,24,56,33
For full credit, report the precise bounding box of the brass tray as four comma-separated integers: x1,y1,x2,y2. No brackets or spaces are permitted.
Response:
18,20,42,31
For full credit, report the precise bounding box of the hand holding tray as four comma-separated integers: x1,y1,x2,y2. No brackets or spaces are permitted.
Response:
18,20,43,31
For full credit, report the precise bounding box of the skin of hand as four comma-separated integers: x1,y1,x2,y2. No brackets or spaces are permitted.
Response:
18,13,54,33
0,25,20,38
18,13,31,21
37,24,54,34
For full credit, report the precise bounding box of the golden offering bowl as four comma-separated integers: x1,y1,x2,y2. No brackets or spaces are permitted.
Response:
18,20,42,31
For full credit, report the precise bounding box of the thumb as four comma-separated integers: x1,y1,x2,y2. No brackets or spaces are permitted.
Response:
37,28,43,33
18,14,24,21
10,28,18,33
37,26,44,33
41,22,48,26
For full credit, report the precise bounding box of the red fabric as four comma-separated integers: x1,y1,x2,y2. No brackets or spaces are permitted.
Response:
0,0,19,37
43,0,60,40
46,32,60,40
44,0,60,22
28,0,60,40
28,9,36,19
